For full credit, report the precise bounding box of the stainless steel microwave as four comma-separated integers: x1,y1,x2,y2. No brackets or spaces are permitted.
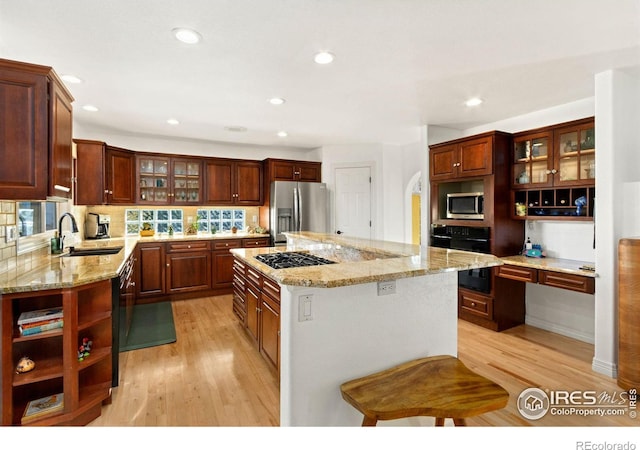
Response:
446,192,484,219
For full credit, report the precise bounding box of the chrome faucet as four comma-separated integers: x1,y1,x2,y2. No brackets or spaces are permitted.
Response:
58,212,79,252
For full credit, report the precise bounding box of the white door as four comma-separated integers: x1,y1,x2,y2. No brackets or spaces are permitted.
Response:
334,166,372,239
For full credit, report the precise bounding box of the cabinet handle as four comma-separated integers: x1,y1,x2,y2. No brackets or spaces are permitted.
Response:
471,302,476,307
187,245,191,249
104,189,109,194
166,263,170,267
551,169,557,174
225,244,229,247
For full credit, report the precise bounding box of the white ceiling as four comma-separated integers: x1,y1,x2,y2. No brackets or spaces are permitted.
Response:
1,0,639,149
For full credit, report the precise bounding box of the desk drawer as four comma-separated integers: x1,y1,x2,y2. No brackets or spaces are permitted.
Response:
243,237,269,248
539,270,595,294
459,289,493,320
167,241,210,252
214,239,242,250
496,264,537,283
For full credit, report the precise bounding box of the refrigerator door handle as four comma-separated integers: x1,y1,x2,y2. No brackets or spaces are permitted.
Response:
293,187,301,232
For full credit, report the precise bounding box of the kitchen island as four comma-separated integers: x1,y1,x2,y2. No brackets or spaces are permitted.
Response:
230,232,503,426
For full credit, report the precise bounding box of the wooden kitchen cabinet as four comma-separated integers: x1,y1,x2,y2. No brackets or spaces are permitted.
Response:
74,140,135,205
166,241,211,294
203,158,263,206
119,251,136,339
232,258,247,323
430,135,494,181
245,268,261,345
212,239,243,290
1,279,112,426
259,276,281,375
0,58,73,200
135,242,166,299
265,158,322,182
137,154,202,205
511,118,595,220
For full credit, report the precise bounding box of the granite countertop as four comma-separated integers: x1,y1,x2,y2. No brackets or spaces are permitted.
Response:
0,232,270,294
499,255,597,278
230,232,503,288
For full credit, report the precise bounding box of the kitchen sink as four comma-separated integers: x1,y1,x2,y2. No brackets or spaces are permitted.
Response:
62,246,123,257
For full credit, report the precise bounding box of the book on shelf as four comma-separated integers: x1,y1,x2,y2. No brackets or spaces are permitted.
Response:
21,393,64,424
17,307,63,325
19,319,63,336
19,317,63,329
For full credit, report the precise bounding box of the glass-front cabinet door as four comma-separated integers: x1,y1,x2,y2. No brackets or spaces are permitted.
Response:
554,122,595,186
512,131,553,188
138,156,170,204
172,158,201,204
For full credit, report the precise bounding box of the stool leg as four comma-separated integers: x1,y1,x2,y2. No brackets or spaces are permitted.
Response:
435,417,445,426
453,418,467,426
362,415,377,426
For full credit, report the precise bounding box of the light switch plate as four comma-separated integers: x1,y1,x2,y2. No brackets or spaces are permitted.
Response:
5,225,16,243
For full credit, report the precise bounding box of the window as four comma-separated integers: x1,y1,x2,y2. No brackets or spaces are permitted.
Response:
197,209,245,233
125,209,184,235
17,201,67,255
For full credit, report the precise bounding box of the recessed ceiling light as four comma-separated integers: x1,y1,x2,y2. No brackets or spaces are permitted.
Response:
269,97,285,105
225,126,247,132
314,51,335,64
172,27,202,44
82,105,98,112
167,118,180,125
277,131,288,137
61,74,82,84
465,97,483,107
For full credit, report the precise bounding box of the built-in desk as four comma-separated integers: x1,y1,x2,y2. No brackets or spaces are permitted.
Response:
498,255,596,294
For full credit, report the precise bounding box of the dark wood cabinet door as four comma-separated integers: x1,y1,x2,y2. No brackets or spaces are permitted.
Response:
74,139,106,205
49,79,73,199
430,144,458,181
260,293,280,373
245,285,260,345
204,159,234,205
296,162,322,182
106,147,135,204
236,160,263,205
0,64,48,200
166,252,211,293
458,136,492,177
270,160,297,180
136,243,166,298
212,251,235,289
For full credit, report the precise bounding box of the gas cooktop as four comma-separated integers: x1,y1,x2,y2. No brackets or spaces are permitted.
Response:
254,252,336,269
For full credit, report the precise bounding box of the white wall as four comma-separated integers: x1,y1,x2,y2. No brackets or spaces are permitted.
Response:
593,69,640,376
74,122,322,161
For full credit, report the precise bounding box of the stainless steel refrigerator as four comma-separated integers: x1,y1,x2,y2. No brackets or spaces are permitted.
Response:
270,181,328,245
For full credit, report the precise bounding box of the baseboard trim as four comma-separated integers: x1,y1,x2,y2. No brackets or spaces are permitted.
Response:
591,357,618,378
525,316,594,344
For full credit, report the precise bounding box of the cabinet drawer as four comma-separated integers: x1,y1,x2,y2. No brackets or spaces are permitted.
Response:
459,290,493,320
243,237,269,248
539,270,595,294
167,241,210,252
246,266,262,289
213,239,242,250
233,272,246,293
262,276,280,303
496,264,537,283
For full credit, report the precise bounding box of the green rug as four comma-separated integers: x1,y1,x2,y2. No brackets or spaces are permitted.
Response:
119,302,176,352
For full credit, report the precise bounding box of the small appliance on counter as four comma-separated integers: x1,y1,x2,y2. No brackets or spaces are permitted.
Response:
85,213,111,239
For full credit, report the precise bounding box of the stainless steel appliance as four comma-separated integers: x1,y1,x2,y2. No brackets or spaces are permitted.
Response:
446,192,484,220
85,213,111,239
430,225,491,293
270,181,328,245
255,252,336,269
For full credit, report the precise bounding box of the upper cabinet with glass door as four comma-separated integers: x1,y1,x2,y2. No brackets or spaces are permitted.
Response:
137,154,202,205
554,119,595,186
512,117,595,189
512,131,553,188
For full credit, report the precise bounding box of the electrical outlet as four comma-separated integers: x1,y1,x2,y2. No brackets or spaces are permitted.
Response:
5,225,17,243
377,280,396,296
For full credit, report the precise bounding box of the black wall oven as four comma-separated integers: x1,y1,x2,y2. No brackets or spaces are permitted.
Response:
430,225,492,294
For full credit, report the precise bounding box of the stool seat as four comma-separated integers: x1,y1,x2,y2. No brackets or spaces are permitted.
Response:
340,355,509,426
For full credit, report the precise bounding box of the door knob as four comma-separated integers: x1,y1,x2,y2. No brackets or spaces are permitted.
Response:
336,230,343,234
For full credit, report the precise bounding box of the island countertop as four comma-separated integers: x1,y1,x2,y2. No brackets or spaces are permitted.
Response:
230,232,503,288
0,232,269,294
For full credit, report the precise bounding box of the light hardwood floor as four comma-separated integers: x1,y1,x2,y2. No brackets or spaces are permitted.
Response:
89,295,635,427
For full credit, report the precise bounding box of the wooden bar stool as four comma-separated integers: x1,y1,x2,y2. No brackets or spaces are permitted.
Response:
340,355,509,426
